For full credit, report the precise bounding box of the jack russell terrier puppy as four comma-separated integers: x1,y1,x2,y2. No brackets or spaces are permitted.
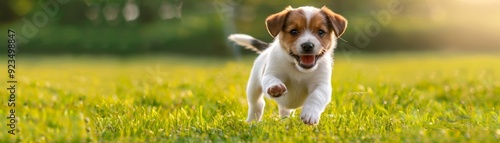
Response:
228,6,347,125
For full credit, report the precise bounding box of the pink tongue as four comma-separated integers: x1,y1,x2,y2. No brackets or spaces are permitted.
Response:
300,55,315,65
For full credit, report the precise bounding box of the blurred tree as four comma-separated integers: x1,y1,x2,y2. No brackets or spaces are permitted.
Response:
0,0,498,55
0,0,34,24
59,1,89,25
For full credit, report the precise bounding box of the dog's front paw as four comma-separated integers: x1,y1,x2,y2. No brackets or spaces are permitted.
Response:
300,107,321,125
266,83,287,97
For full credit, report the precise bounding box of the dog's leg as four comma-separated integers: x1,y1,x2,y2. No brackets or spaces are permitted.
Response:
300,84,332,125
278,105,294,118
246,75,264,123
262,75,287,97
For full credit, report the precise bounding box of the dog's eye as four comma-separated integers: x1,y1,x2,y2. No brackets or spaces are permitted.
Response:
290,29,298,36
318,30,325,37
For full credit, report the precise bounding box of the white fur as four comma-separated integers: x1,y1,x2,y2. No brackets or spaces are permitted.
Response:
237,6,336,125
297,6,320,24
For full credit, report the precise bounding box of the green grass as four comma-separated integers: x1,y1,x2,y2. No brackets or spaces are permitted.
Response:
1,53,500,142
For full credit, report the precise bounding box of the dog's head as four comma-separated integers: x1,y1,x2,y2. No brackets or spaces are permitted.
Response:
266,6,347,71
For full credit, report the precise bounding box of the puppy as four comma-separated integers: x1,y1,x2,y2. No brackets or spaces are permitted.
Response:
228,6,347,125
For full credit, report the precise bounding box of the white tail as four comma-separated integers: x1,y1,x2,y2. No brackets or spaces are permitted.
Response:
228,34,269,54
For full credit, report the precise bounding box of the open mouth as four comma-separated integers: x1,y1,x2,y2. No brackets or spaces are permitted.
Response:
289,52,325,69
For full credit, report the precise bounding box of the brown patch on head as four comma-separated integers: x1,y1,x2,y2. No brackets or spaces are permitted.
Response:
320,6,348,38
279,9,307,55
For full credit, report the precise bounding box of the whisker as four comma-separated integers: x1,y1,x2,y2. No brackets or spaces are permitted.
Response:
339,37,348,43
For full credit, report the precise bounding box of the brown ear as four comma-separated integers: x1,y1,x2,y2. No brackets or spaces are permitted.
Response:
320,6,348,37
265,6,292,38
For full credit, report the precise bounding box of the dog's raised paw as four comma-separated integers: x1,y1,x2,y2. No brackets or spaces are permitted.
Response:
266,84,287,97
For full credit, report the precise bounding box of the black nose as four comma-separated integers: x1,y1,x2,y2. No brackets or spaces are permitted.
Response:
301,42,314,53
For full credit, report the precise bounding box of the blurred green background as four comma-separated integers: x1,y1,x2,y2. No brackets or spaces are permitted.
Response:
1,0,500,56
1,1,500,142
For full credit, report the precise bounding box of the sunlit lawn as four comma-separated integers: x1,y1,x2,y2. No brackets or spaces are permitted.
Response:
1,53,499,142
